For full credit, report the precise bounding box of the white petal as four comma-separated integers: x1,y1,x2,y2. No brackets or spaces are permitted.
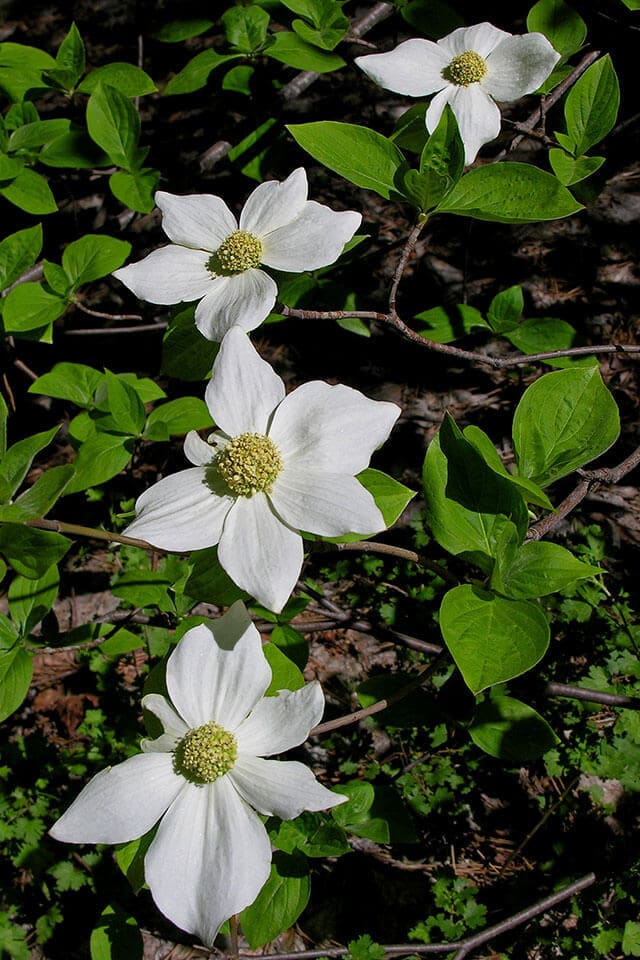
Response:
156,191,238,251
356,39,449,97
145,777,271,946
194,269,277,342
439,22,511,59
218,495,303,614
231,756,345,819
50,753,183,844
183,431,216,466
270,469,384,537
141,693,189,754
269,381,400,474
165,604,270,729
261,202,361,272
113,246,212,305
483,34,561,101
427,84,501,164
124,467,233,552
204,326,284,435
235,682,324,756
240,168,308,236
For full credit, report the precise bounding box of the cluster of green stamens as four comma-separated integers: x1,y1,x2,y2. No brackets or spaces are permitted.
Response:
443,50,487,86
216,432,283,497
175,721,238,784
209,230,263,275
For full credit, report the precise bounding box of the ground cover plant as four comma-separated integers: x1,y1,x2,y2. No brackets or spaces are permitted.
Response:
1,0,639,957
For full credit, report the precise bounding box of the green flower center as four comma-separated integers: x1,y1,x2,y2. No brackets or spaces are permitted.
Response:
443,50,487,86
175,721,238,784
210,230,263,274
216,432,283,497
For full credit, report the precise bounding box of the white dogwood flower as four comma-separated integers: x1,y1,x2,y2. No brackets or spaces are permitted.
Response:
356,22,560,163
123,327,400,613
113,168,361,341
51,602,344,946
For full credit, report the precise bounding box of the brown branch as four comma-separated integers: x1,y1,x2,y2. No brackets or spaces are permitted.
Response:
63,322,167,336
544,682,640,709
74,300,144,322
206,873,596,959
25,518,166,552
526,443,640,542
389,219,428,317
311,661,438,736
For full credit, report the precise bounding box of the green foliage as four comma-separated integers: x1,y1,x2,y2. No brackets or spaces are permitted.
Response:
527,0,587,59
240,850,310,947
469,695,558,760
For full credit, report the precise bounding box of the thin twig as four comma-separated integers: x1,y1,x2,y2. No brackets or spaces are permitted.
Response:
74,301,144,322
207,873,596,959
26,518,166,552
389,220,428,317
544,682,640,709
526,443,640,542
63,322,167,336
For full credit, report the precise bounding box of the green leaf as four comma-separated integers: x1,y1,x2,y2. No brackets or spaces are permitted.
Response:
491,540,602,599
269,812,349,858
7,118,71,152
163,50,240,96
30,362,103,408
422,415,528,572
86,84,140,170
118,374,165,404
0,525,71,578
287,121,405,200
400,0,465,37
437,162,582,223
292,17,348,51
39,128,111,168
185,546,249,605
0,43,55,101
349,934,386,960
0,647,33,722
65,434,134,493
151,18,214,42
462,425,553,510
2,282,68,333
622,921,640,958
89,903,143,960
439,585,550,693
161,307,219,379
469,695,558,760
486,285,523,333
270,624,308,671
8,564,59,633
109,168,160,213
62,234,131,290
222,5,270,52
115,831,154,895
503,316,597,368
267,31,346,71
415,303,488,343
562,55,620,156
99,371,145,436
112,570,174,612
512,367,620,487
49,22,86,90
331,781,403,841
78,63,157,97
402,105,465,210
391,102,429,153
0,167,57,214
0,392,6,459
359,468,415,531
264,643,305,695
2,464,75,521
0,426,59,501
0,153,23,178
240,850,310,948
144,397,213,440
526,0,587,58
0,224,42,290
548,149,604,186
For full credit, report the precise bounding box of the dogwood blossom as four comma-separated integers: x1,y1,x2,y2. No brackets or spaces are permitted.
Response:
356,22,560,163
123,327,400,612
51,602,344,946
113,168,361,341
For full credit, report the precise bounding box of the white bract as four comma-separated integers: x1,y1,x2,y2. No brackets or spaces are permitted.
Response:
51,602,344,946
124,327,400,612
356,22,560,163
113,168,361,341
